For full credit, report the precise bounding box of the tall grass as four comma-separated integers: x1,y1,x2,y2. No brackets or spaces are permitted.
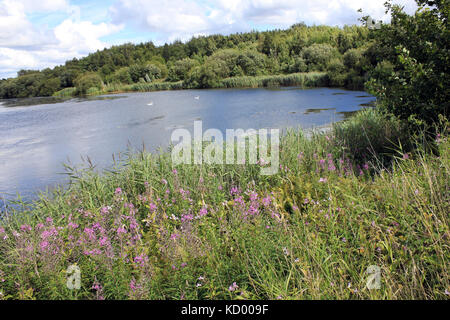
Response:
54,73,328,98
126,81,184,92
219,72,327,89
0,109,448,300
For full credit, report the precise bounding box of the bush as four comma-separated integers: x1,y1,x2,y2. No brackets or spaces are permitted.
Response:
129,64,162,83
332,107,410,166
74,72,103,95
366,1,450,126
167,58,199,82
185,58,230,88
237,51,267,76
343,48,365,72
288,56,308,73
107,67,133,84
301,43,340,71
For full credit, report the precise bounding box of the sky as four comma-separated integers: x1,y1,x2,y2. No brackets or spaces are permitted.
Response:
0,0,418,79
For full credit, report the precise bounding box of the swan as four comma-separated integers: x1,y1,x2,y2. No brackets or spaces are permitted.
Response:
194,96,200,100
147,101,154,106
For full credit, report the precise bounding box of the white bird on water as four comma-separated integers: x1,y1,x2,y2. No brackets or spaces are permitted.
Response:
194,96,200,100
147,101,154,106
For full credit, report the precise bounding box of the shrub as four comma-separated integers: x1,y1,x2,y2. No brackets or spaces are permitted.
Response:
185,58,230,88
343,48,365,72
288,56,308,73
107,67,133,84
74,72,103,95
237,51,267,76
332,107,410,166
167,58,199,82
301,43,340,71
129,64,162,83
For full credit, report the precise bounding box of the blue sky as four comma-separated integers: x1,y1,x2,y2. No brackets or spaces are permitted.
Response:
0,0,418,79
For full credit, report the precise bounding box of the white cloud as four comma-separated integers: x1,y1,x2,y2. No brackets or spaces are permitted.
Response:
0,0,57,49
216,0,417,28
14,0,70,12
109,0,216,42
109,0,418,42
53,19,123,54
0,0,123,78
0,47,38,77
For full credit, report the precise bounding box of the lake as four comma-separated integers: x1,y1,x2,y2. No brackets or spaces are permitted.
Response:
0,87,375,201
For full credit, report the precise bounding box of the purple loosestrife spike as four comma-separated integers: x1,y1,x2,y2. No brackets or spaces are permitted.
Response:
198,207,208,217
20,225,32,232
228,282,239,292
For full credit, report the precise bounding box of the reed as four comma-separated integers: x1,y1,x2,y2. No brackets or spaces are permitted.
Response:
0,109,447,300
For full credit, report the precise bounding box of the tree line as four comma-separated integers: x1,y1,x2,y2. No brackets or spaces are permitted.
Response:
0,23,371,97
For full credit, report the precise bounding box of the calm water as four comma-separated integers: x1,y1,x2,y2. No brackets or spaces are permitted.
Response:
0,87,375,201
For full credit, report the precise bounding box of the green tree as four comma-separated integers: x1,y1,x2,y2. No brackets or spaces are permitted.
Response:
301,43,340,71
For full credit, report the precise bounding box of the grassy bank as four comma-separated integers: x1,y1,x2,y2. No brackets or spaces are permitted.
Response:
53,72,328,97
0,108,448,300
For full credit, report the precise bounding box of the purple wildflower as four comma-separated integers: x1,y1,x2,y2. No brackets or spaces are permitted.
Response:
228,282,239,292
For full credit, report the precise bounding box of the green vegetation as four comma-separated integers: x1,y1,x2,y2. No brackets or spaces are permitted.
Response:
53,72,327,96
364,0,449,125
0,109,448,300
73,72,104,96
0,0,448,300
219,72,327,88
